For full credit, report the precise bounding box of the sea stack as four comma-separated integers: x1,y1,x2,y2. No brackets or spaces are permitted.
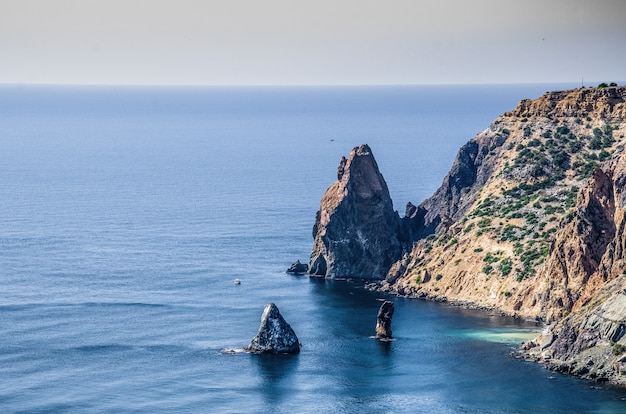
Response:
375,300,395,340
246,303,301,354
308,144,403,279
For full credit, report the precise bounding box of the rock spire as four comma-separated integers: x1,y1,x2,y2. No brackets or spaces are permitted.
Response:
246,303,300,354
308,144,404,279
375,300,395,340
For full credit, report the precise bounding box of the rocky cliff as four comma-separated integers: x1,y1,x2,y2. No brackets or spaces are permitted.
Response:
308,144,404,279
519,275,626,385
375,85,626,386
306,86,626,386
516,149,626,386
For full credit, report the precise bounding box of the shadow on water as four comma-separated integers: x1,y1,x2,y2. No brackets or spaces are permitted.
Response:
306,276,389,336
304,277,398,403
376,338,393,356
251,353,300,406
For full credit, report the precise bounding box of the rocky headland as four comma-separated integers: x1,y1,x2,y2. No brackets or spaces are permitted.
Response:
304,85,626,387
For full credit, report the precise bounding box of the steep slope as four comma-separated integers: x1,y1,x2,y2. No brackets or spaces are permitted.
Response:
301,85,626,385
375,85,626,385
517,152,626,386
519,275,626,386
380,86,626,318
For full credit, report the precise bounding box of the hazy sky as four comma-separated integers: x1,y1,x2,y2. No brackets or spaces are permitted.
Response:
1,0,625,85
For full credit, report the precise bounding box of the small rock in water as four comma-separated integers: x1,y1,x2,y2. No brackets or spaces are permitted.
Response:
375,300,394,340
246,303,301,354
221,347,245,355
286,260,309,275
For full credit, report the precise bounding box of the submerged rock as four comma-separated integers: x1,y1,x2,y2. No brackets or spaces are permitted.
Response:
246,303,301,354
308,144,404,279
375,300,395,340
286,260,309,275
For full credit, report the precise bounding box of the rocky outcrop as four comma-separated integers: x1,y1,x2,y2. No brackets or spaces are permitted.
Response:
286,260,309,275
403,134,504,240
378,87,626,320
520,276,626,386
519,166,620,321
308,144,404,279
246,303,301,354
375,300,394,340
508,86,626,121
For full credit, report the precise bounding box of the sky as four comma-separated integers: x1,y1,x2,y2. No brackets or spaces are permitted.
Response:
1,0,625,86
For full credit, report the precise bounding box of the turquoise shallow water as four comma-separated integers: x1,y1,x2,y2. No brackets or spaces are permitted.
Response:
1,84,625,413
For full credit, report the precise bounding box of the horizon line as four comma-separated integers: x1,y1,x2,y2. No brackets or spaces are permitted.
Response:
1,80,619,89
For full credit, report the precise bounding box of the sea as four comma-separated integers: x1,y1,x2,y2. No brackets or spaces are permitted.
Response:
1,83,625,413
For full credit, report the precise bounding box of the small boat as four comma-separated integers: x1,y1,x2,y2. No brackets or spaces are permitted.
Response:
234,279,241,285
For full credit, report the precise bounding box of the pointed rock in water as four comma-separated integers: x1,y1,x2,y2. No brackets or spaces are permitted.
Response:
375,300,394,340
309,144,404,279
286,259,309,275
246,303,300,354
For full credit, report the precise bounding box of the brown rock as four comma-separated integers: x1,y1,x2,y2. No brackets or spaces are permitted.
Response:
308,144,403,279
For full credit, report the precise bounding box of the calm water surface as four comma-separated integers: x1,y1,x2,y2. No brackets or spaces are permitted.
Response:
1,84,625,413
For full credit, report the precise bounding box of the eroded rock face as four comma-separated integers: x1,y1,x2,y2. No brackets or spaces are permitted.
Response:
520,278,626,386
375,300,394,340
403,138,495,240
517,156,626,386
246,303,300,354
308,144,403,279
362,86,626,387
509,86,626,121
530,167,618,321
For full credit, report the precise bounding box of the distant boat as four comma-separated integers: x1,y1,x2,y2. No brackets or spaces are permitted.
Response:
234,279,241,285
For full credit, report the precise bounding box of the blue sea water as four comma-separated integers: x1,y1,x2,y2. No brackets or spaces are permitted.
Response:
1,84,625,413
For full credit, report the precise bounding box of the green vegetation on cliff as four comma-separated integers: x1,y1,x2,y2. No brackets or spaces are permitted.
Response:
382,85,626,321
374,85,626,387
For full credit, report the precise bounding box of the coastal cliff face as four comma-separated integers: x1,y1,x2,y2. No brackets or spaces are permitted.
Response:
377,86,626,385
519,276,626,385
402,135,501,241
517,154,626,386
306,86,626,385
382,86,626,314
308,144,403,279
